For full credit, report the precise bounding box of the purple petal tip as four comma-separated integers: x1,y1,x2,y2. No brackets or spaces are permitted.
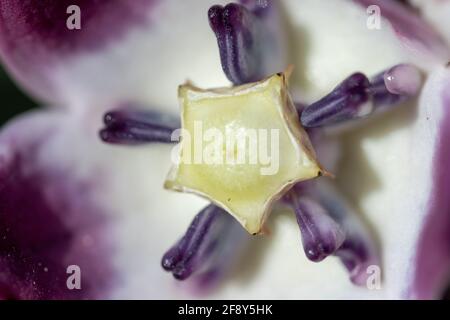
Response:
301,73,371,127
162,204,248,288
208,0,285,85
301,65,422,128
288,191,345,263
100,108,179,145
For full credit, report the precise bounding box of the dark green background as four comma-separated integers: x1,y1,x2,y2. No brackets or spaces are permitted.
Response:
0,66,37,125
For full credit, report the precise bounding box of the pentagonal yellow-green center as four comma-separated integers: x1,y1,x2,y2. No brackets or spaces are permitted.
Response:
165,73,322,234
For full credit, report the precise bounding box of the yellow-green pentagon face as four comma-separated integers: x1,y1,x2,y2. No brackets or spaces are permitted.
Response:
165,72,323,234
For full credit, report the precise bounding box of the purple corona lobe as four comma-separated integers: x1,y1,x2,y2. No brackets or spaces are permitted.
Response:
314,181,380,286
301,65,422,128
301,73,371,127
287,180,379,286
208,3,265,84
208,0,286,84
288,190,345,262
100,108,180,145
162,204,248,287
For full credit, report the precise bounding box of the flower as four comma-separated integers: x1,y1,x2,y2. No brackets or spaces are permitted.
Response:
1,0,450,299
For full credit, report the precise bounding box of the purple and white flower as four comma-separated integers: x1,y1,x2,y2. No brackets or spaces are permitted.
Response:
0,0,450,299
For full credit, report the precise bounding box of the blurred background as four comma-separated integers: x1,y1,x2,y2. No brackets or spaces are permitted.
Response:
0,66,36,126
